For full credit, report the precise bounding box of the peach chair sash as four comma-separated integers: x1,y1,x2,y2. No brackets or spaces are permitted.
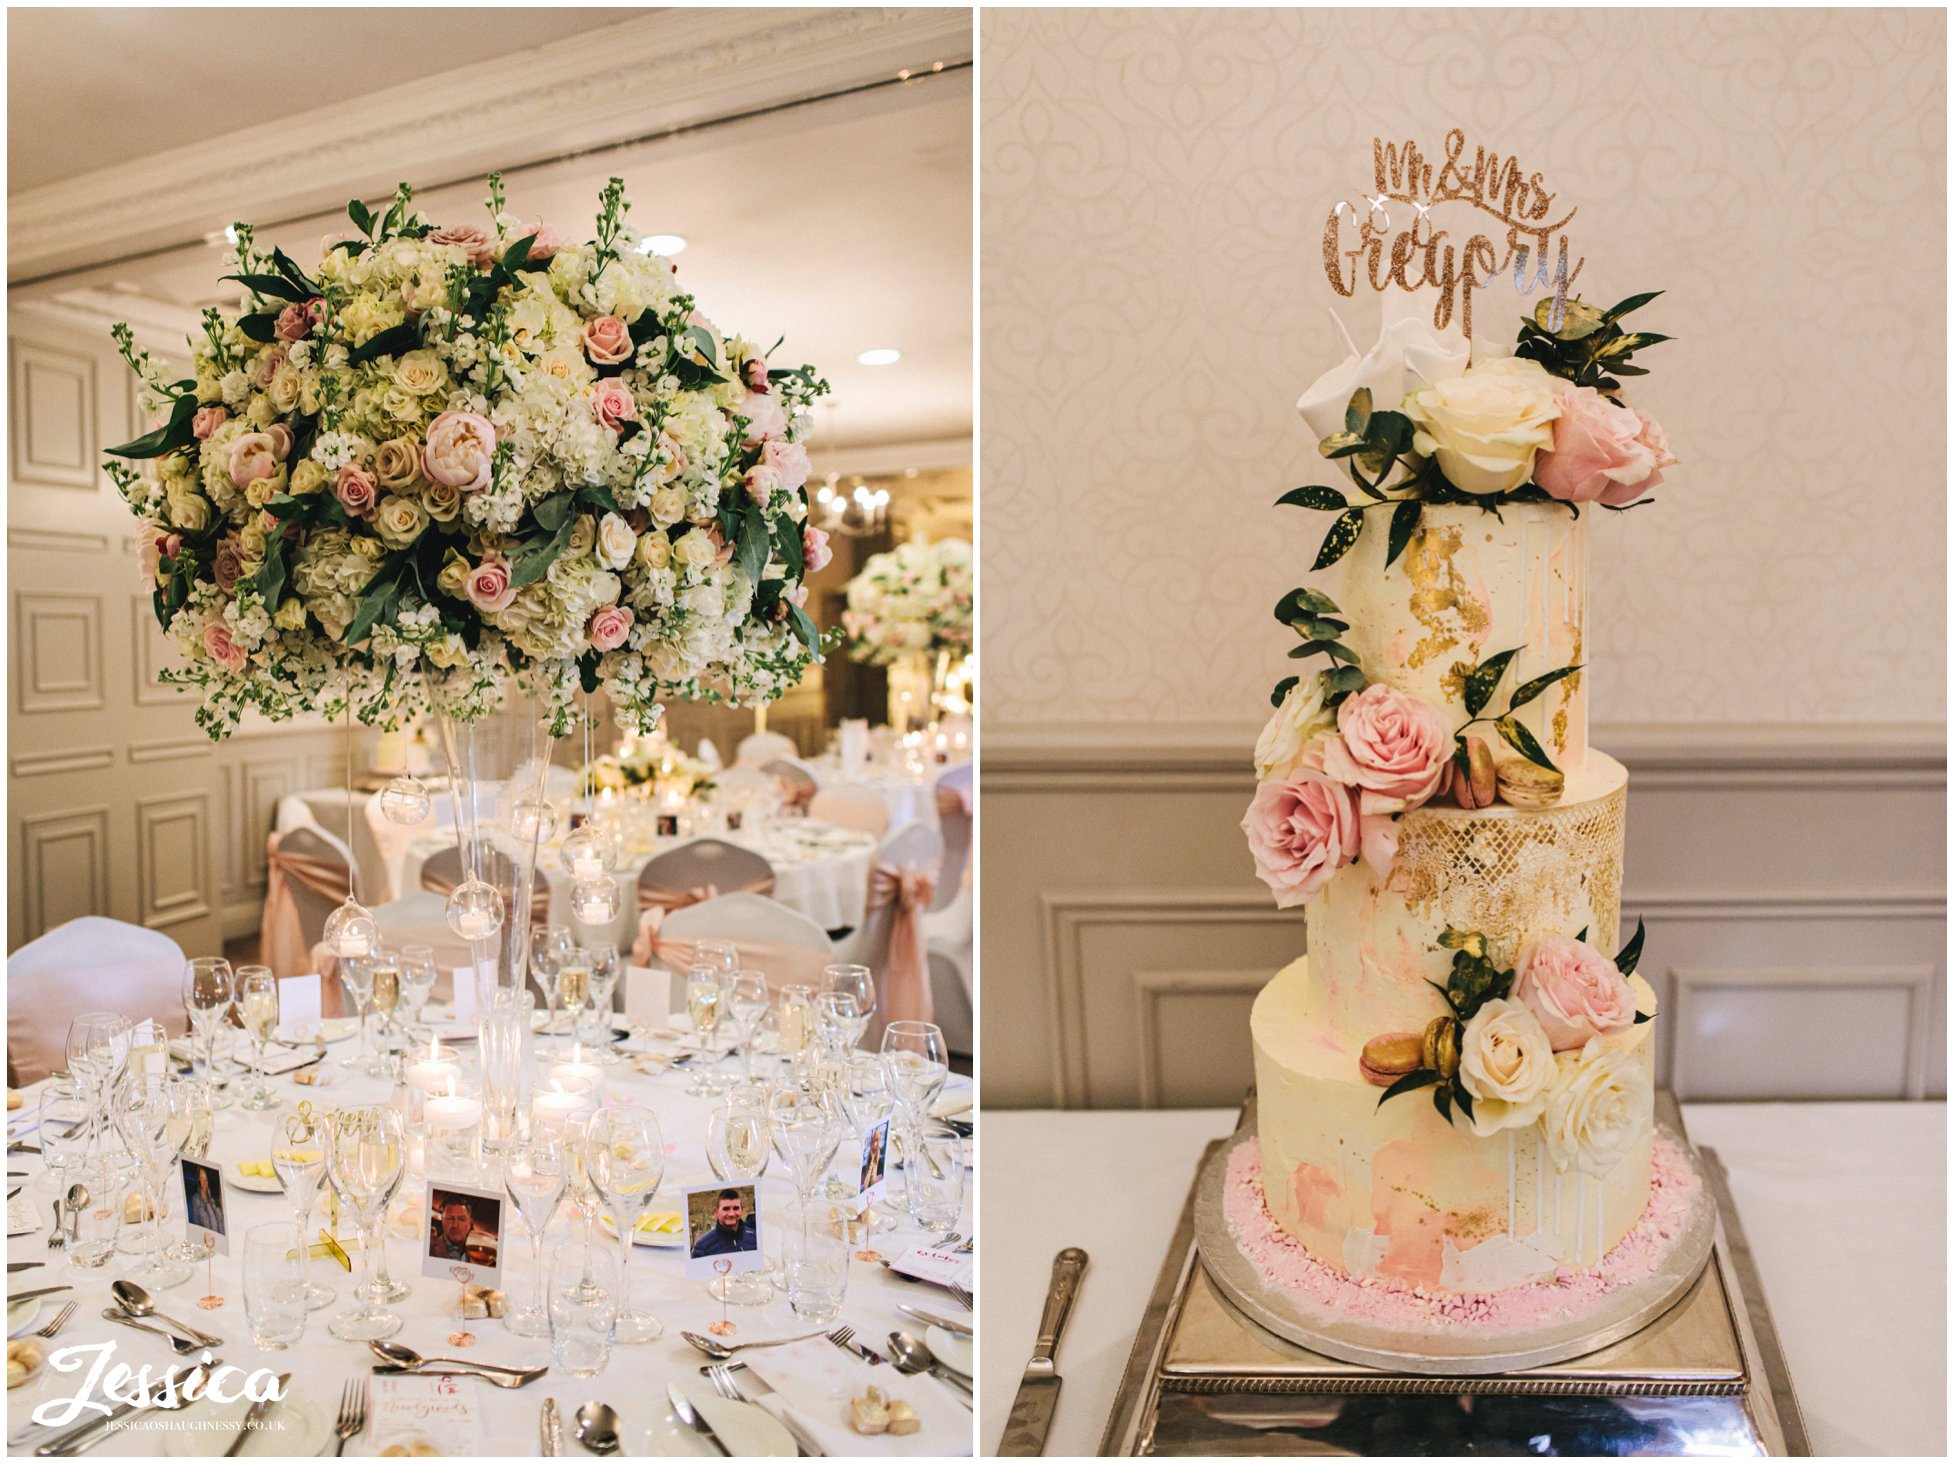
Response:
419,852,551,929
261,831,353,978
631,907,833,992
629,874,774,966
867,861,940,1027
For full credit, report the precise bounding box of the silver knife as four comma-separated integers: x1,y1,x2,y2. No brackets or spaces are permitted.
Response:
896,1303,972,1339
540,1397,562,1456
223,1373,288,1456
9,1286,73,1304
997,1246,1087,1456
666,1383,730,1456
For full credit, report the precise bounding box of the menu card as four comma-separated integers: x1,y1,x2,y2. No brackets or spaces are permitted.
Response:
365,1375,484,1455
889,1244,974,1289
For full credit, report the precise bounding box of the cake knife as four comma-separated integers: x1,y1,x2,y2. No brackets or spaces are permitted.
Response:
997,1246,1087,1456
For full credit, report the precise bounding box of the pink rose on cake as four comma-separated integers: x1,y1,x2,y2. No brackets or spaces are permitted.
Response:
1457,998,1555,1136
1514,933,1636,1050
1242,765,1360,908
1533,385,1678,505
1541,1039,1651,1177
1402,356,1561,495
1318,683,1451,805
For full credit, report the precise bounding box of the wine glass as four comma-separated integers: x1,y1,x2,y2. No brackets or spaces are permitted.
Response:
822,964,875,1052
65,1013,131,1163
813,991,862,1059
161,1077,214,1266
585,944,621,1055
582,1106,666,1343
397,945,438,1045
272,1109,335,1310
705,1100,773,1305
325,1105,406,1340
502,1130,570,1338
769,1087,848,1217
337,953,376,1071
531,925,572,1043
881,1020,948,1183
361,1090,412,1305
726,972,770,1080
839,1054,899,1222
182,958,234,1107
557,947,591,1050
235,966,280,1111
683,964,727,1097
111,1070,190,1288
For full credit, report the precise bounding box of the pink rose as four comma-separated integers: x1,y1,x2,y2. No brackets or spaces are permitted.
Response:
1630,412,1677,499
228,432,280,489
1534,385,1660,506
582,315,634,367
511,221,559,261
266,422,294,461
742,355,769,392
428,224,494,267
211,535,245,594
251,345,289,389
587,604,634,652
741,391,788,445
705,524,736,566
744,464,780,506
1513,933,1636,1051
760,439,810,492
191,406,228,441
1318,684,1451,805
1242,768,1360,907
465,558,517,614
802,524,833,574
202,620,248,672
592,378,637,432
422,411,497,492
273,298,326,342
335,464,378,519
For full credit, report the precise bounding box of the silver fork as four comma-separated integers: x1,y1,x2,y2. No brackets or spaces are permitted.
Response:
35,1301,74,1338
707,1364,827,1457
826,1325,883,1366
948,1282,972,1311
332,1377,367,1456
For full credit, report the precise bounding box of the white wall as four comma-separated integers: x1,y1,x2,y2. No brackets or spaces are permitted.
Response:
979,8,1947,1106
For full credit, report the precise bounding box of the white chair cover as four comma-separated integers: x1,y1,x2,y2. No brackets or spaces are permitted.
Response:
835,821,945,1041
638,839,777,902
638,892,836,1004
931,762,974,911
736,731,799,768
763,757,821,814
695,737,724,773
809,781,892,837
7,917,188,1085
929,948,973,1058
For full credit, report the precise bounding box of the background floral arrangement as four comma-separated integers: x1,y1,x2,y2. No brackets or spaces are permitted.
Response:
840,536,974,667
106,174,835,740
582,740,715,800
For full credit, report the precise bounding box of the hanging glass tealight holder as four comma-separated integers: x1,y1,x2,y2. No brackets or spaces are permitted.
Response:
378,774,433,825
323,900,379,958
569,875,621,926
560,824,613,882
508,797,559,846
445,879,506,943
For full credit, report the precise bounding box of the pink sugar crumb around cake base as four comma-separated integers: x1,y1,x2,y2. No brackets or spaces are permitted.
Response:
1222,1131,1700,1334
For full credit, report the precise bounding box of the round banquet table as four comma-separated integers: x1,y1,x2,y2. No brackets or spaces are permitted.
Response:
5,1011,974,1457
979,1102,1945,1458
397,820,879,951
804,760,967,833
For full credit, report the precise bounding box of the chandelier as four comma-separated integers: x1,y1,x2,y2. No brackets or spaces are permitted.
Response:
812,474,891,536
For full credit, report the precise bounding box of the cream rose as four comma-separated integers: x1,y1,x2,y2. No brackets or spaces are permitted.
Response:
165,486,212,533
436,555,471,600
289,460,329,496
648,486,687,528
1542,1040,1651,1177
421,478,463,523
596,512,636,570
673,529,718,569
1254,675,1337,782
636,533,672,572
1457,998,1555,1136
372,494,430,549
374,437,423,491
393,350,446,397
1403,356,1561,495
273,598,307,633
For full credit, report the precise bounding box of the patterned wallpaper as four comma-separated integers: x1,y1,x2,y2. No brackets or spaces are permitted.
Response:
981,8,1946,729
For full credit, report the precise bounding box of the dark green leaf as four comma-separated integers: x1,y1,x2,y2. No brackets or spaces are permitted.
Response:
1317,430,1365,460
269,247,322,299
1312,509,1364,570
347,322,421,366
342,573,399,647
255,545,286,611
1276,485,1348,512
1494,715,1559,772
1633,1009,1654,1024
1438,928,1487,955
220,272,305,303
496,233,535,278
1451,1084,1475,1126
1505,663,1582,713
577,651,601,695
1325,664,1366,694
1385,499,1421,569
1615,916,1646,978
105,394,199,460
348,198,375,237
1603,290,1662,321
1270,675,1300,709
533,492,575,533
1289,639,1359,664
575,484,623,518
1302,617,1347,639
788,601,822,658
737,504,769,588
1344,387,1372,437
1576,925,1589,943
508,516,574,591
237,312,280,344
1463,648,1520,718
1376,1068,1441,1110
1368,410,1413,459
1433,1084,1452,1122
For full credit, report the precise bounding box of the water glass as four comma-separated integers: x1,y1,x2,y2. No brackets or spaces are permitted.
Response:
547,1235,621,1377
40,1082,89,1189
398,946,437,1042
780,1211,850,1324
242,1223,308,1348
68,1159,126,1268
904,1121,965,1237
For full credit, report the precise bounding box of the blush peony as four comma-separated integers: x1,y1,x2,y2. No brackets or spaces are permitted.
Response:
422,411,497,492
1242,769,1360,907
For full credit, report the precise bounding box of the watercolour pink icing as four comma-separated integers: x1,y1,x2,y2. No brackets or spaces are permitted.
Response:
1224,1132,1699,1332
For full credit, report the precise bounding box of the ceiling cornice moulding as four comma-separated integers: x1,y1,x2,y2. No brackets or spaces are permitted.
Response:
9,7,972,286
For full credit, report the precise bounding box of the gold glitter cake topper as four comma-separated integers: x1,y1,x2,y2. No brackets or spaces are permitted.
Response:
1323,129,1585,339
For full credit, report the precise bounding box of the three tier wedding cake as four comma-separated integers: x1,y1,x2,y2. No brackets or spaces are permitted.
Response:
1234,135,1686,1323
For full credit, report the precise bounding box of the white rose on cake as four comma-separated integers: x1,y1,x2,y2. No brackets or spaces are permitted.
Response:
1456,998,1554,1136
1541,1039,1652,1176
1254,674,1337,782
1402,356,1561,495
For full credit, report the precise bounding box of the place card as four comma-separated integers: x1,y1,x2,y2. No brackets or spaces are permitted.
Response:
8,1193,36,1237
274,974,322,1042
623,965,671,1030
366,1375,484,1455
889,1245,972,1289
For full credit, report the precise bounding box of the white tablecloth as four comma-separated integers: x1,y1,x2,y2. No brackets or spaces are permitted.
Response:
805,761,946,832
980,1103,1945,1458
7,1024,973,1456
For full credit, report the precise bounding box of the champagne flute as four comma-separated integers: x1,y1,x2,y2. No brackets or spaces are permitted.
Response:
585,944,621,1056
532,925,572,1044
502,1130,569,1338
368,951,402,1076
582,1106,666,1342
337,953,376,1071
182,958,235,1107
822,964,875,1051
683,965,726,1097
111,1070,190,1288
325,1105,406,1340
273,1109,335,1309
726,972,770,1080
777,984,815,1071
161,1077,214,1265
235,966,280,1111
397,945,437,1045
557,948,591,1049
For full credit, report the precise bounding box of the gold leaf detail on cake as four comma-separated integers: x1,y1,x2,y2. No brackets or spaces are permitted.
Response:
1402,522,1490,674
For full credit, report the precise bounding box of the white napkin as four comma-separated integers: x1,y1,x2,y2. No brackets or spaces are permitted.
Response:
743,1336,970,1457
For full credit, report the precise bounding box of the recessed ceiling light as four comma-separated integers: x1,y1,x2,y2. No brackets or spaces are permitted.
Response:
858,348,901,367
639,234,686,256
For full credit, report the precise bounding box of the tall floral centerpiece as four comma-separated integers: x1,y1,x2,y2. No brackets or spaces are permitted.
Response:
106,175,832,992
840,536,974,731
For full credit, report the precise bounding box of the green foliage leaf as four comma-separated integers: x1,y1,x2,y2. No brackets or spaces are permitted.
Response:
736,503,769,589
343,572,399,647
1604,290,1663,321
348,198,376,237
1276,485,1348,512
1344,387,1372,437
105,394,199,460
1494,715,1559,772
269,247,322,299
788,601,822,658
254,545,286,611
508,515,574,592
1385,499,1421,569
1270,675,1300,709
237,312,280,344
1463,648,1520,718
221,272,305,303
1438,928,1487,956
1505,663,1582,713
1451,1084,1475,1126
1633,1009,1654,1024
346,322,421,366
1376,1068,1440,1110
1312,509,1364,570
532,492,575,534
1433,1084,1452,1122
1325,664,1366,694
1576,925,1589,943
1317,430,1365,460
1289,639,1360,664
1614,916,1646,978
1302,617,1348,640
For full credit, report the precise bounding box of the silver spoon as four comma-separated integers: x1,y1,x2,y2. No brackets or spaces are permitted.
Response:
111,1279,223,1349
63,1183,89,1246
101,1308,200,1355
367,1339,548,1387
573,1401,621,1455
887,1330,973,1401
680,1328,827,1360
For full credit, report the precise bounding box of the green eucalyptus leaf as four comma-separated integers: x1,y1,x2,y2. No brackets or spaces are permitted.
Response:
1302,617,1348,639
1344,387,1373,436
1270,675,1300,709
1325,664,1366,694
105,394,199,460
508,516,574,591
1318,430,1365,460
1312,509,1364,570
1494,715,1560,772
1438,928,1487,956
1463,648,1520,718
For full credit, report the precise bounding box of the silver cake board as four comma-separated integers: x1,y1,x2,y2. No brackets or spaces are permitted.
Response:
1099,1093,1810,1456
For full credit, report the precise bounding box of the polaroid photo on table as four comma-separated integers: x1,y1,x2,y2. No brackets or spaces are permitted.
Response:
180,1157,229,1256
422,1182,503,1282
683,1180,763,1279
853,1117,892,1211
